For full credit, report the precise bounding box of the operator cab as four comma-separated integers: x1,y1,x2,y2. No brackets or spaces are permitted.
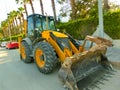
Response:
27,14,56,38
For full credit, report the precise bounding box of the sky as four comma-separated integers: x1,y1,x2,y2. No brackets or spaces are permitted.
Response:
0,0,120,23
0,0,61,22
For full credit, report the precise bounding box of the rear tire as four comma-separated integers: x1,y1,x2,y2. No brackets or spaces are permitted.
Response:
34,42,57,74
20,41,32,63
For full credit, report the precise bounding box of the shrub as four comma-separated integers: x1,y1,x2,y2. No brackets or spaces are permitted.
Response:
57,10,120,39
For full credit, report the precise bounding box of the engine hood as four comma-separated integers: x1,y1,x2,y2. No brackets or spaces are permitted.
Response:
42,30,68,38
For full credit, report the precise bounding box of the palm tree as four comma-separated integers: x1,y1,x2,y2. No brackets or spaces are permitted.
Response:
16,0,35,16
39,0,44,15
16,0,28,17
0,29,4,38
104,0,110,12
18,7,25,34
12,10,20,34
51,0,57,22
8,11,21,35
29,0,35,14
7,12,14,36
18,7,25,20
70,0,77,20
1,20,9,37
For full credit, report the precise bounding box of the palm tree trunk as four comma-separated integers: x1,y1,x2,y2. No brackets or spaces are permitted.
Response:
18,17,22,34
29,0,35,14
15,18,19,35
21,13,24,21
13,20,16,35
51,0,57,23
70,0,77,20
104,0,110,12
39,0,44,15
21,13,25,34
24,4,28,17
5,29,8,37
2,28,6,37
1,29,5,37
9,23,13,36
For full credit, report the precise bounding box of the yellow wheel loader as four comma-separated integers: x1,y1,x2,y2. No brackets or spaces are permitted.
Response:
19,14,113,90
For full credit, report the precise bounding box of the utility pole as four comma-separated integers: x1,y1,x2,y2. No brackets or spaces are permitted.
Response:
98,0,104,37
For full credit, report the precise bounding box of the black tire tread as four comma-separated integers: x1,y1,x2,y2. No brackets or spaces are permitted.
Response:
21,41,32,63
34,41,57,74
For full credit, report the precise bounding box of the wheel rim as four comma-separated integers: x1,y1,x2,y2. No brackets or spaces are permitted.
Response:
35,49,45,68
21,45,26,60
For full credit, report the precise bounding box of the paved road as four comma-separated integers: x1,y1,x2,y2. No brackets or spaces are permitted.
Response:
0,47,63,90
0,47,120,90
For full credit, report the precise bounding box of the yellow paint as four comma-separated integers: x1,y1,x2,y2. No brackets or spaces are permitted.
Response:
21,45,26,60
41,30,86,62
35,49,45,68
23,20,27,36
42,30,68,38
69,41,79,54
64,48,72,57
21,27,83,63
18,36,22,53
52,31,68,38
47,37,66,62
42,30,68,62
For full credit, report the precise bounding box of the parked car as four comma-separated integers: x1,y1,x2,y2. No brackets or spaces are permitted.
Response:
6,41,19,49
1,41,8,47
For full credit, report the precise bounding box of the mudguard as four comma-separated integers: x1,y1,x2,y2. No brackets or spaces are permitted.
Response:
22,37,33,51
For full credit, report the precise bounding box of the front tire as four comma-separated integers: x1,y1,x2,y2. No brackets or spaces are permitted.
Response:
34,42,57,74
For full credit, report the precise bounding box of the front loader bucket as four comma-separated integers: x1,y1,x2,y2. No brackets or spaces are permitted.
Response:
58,37,114,90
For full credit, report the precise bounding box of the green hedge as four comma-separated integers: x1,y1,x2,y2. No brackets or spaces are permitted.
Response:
0,34,25,42
57,10,120,39
57,17,98,39
104,10,120,39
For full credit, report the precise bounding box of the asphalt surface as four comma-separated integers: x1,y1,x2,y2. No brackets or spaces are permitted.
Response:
0,47,63,90
0,47,120,90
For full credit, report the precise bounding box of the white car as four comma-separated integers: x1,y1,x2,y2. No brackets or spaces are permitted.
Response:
1,42,8,47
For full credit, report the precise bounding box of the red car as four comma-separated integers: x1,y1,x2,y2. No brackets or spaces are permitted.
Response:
6,41,19,49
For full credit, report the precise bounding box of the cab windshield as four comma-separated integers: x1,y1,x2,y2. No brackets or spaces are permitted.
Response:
42,16,56,30
33,15,56,33
27,14,56,38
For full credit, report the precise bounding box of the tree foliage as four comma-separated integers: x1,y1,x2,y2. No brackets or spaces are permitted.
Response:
57,0,98,20
58,0,120,20
57,9,120,39
0,7,25,40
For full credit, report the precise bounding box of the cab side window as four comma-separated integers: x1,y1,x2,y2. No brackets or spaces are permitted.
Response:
35,16,42,33
49,20,55,30
27,17,34,36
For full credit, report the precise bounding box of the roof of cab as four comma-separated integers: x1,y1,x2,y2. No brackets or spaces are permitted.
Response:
27,14,54,20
